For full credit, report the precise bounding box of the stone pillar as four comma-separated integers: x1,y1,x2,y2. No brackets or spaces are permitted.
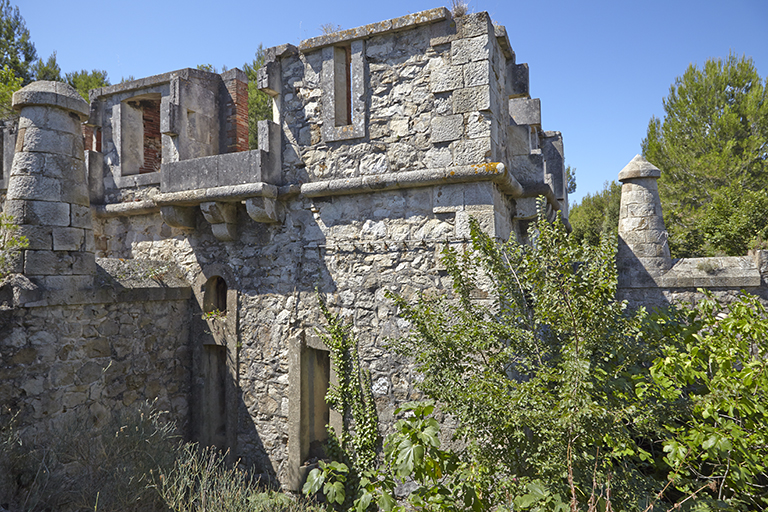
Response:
617,155,671,287
4,81,95,291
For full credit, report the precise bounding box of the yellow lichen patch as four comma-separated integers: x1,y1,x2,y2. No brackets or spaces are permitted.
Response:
471,162,502,174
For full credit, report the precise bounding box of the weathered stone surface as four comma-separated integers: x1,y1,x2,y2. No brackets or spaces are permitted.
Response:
430,115,463,143
52,227,85,251
463,60,491,87
509,98,541,127
245,196,280,223
12,81,90,120
429,62,463,93
451,35,491,65
453,86,491,113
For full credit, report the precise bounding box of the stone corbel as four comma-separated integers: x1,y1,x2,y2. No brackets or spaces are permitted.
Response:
200,201,237,241
161,206,196,228
245,196,281,223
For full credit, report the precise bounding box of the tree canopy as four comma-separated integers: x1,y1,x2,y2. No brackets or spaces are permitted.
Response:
642,53,768,257
65,69,110,100
0,0,36,84
30,51,62,82
242,44,272,149
568,180,621,247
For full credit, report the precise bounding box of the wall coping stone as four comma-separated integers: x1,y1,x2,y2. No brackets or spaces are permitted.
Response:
0,259,191,308
621,255,761,289
299,7,450,52
89,68,222,100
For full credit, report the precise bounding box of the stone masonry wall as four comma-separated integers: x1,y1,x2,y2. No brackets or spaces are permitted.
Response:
2,8,567,492
92,184,460,484
0,296,192,440
282,11,508,187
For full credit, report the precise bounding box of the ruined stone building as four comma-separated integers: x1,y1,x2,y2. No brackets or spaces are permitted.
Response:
1,8,766,491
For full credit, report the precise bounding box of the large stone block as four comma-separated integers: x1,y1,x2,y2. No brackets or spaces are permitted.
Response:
429,63,463,93
86,150,104,204
19,106,82,135
452,137,491,166
506,63,529,99
463,182,494,207
20,126,75,156
433,184,464,213
17,225,52,250
459,12,493,38
507,124,531,156
451,35,491,65
6,174,61,202
59,177,90,207
508,153,545,183
453,86,491,113
25,200,71,227
9,152,46,177
465,111,492,139
509,98,541,127
430,115,463,143
540,131,565,200
463,60,491,88
52,227,85,251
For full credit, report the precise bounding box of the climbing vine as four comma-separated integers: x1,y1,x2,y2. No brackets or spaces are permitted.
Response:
303,293,380,510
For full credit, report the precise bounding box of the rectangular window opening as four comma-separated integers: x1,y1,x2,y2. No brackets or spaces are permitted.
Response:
139,99,161,174
333,45,352,127
301,346,330,462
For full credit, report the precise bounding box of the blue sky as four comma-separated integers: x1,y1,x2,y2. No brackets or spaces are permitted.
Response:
16,0,768,204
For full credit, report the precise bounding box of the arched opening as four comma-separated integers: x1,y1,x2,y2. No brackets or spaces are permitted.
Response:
203,275,227,316
201,275,229,452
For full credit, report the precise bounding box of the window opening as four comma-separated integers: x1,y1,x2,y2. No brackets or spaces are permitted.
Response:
301,346,330,461
139,99,161,173
334,45,352,127
203,276,227,316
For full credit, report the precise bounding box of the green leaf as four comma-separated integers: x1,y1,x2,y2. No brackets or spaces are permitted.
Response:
302,468,324,495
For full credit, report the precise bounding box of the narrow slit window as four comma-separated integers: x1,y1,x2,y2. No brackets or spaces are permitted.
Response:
334,45,352,127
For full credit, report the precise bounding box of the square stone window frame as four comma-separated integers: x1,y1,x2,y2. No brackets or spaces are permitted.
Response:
321,39,366,142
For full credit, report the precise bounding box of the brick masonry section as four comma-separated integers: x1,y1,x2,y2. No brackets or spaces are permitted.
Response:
225,78,249,153
139,99,161,174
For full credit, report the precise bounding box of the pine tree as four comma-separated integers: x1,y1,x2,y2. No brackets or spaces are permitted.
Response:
642,53,768,257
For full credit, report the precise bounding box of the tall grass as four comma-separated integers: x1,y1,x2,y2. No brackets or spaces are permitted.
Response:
1,402,323,512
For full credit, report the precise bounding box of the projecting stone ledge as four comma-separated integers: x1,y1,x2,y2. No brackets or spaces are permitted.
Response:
620,255,761,289
12,81,90,120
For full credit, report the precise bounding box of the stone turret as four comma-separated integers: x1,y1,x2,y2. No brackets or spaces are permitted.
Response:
4,81,95,293
617,155,671,287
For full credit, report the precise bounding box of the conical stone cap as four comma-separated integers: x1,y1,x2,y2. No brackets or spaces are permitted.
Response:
618,155,660,182
12,80,89,121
